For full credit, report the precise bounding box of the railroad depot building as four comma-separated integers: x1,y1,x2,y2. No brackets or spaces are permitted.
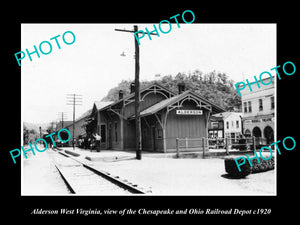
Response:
85,83,225,152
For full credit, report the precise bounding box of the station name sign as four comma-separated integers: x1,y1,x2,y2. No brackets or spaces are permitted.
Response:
176,110,203,115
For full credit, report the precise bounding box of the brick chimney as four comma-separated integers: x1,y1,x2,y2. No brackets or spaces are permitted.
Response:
119,90,124,100
178,82,186,94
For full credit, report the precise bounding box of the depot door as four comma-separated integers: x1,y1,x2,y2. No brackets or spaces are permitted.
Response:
152,126,156,151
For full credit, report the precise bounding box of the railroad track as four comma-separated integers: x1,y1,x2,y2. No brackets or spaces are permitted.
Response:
51,149,146,195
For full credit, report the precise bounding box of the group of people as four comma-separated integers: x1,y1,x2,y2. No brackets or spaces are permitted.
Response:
78,133,101,152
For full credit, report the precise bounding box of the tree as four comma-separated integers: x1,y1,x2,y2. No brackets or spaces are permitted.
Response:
23,125,29,145
29,129,36,134
101,69,242,111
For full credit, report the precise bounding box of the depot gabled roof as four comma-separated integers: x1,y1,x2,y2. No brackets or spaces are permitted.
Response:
90,101,114,118
100,82,176,111
139,90,226,117
94,101,114,111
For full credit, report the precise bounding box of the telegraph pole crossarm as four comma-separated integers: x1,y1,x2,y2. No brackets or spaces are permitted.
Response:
114,28,158,36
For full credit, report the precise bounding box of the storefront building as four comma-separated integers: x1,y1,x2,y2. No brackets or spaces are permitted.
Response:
241,76,275,144
209,112,243,141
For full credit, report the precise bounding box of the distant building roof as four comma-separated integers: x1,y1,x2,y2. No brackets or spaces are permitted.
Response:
63,109,93,129
76,109,93,121
243,75,274,85
212,111,242,119
56,121,73,130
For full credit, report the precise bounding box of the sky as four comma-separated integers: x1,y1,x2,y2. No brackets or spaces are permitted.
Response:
21,23,276,124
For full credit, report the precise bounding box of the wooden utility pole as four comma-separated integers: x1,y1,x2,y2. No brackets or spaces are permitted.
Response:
66,94,82,150
134,25,142,160
39,126,42,139
57,112,67,129
115,25,157,160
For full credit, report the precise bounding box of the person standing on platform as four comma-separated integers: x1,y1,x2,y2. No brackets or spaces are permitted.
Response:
93,132,101,152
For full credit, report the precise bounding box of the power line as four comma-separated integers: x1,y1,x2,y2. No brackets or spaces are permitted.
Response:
57,112,68,129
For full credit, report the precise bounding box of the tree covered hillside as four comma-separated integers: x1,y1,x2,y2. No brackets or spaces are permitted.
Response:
102,70,241,111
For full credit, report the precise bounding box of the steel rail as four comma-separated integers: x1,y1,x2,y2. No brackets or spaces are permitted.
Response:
52,149,145,194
